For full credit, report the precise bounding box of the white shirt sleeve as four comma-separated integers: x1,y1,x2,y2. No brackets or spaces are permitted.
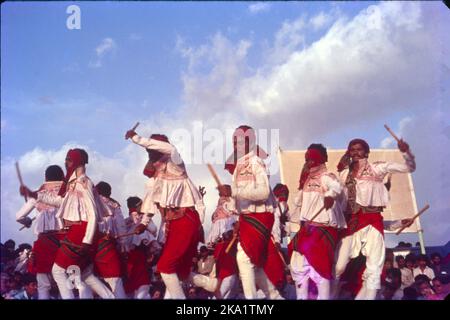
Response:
147,220,158,237
140,213,153,227
373,152,416,175
113,207,127,241
16,199,37,221
292,191,303,213
383,220,404,231
322,174,343,199
77,179,98,245
37,192,63,207
232,159,270,202
271,204,281,243
131,134,175,155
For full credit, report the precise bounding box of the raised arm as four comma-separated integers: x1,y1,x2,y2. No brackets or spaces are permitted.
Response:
130,133,175,155
375,140,416,175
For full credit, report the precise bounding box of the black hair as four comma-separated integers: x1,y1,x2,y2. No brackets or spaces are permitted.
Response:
127,196,142,209
417,254,429,263
75,148,89,164
430,252,442,260
4,239,15,248
22,273,37,286
405,253,416,263
402,287,418,300
414,274,430,283
45,165,64,181
96,181,112,197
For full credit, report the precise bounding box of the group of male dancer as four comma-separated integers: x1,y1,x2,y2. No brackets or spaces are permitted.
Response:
17,124,416,300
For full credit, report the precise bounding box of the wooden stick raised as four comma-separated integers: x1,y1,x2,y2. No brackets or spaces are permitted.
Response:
384,124,401,143
131,122,140,131
125,122,140,139
207,163,222,187
15,162,28,202
395,204,430,235
208,163,237,253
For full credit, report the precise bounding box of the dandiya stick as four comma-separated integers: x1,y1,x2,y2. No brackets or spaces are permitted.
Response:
384,124,401,143
125,122,140,139
395,204,430,235
15,162,28,202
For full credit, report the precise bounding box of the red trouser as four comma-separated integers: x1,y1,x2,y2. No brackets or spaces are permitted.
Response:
156,208,201,280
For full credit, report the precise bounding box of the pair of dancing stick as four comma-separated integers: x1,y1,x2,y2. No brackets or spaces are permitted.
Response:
385,124,430,235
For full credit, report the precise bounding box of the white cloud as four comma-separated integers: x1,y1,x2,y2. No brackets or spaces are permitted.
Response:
248,2,271,14
235,2,444,147
177,32,252,119
309,11,333,30
89,37,117,68
266,17,306,64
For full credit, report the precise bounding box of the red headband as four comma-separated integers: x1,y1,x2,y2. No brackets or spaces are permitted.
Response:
305,148,326,167
58,149,88,197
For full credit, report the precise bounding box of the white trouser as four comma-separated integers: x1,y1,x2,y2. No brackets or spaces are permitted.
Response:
52,264,75,299
236,243,284,300
334,225,385,299
161,273,185,299
191,272,238,299
290,251,330,300
135,285,151,299
77,281,94,299
191,273,218,292
220,275,239,299
52,263,115,299
37,273,51,300
104,277,127,299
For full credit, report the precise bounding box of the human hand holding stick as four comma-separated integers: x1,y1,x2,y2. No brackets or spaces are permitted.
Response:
395,204,430,235
19,217,36,231
384,124,412,156
125,122,140,140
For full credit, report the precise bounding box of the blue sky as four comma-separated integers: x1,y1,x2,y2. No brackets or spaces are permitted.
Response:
2,1,378,157
1,1,449,248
